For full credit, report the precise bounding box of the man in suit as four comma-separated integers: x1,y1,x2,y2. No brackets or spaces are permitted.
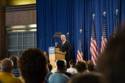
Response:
60,34,73,68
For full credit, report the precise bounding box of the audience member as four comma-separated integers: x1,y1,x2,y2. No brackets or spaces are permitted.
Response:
44,51,50,63
48,60,70,83
18,48,48,83
75,61,87,73
67,60,77,75
68,72,106,83
45,63,53,83
0,58,22,83
9,55,20,77
87,60,95,72
97,25,125,83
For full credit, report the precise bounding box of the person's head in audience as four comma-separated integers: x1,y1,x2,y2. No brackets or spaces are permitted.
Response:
1,58,13,73
87,60,95,72
56,60,66,72
48,63,52,72
19,48,48,83
69,60,75,68
9,55,18,68
44,51,50,63
75,61,87,73
9,55,20,77
0,58,22,83
68,72,106,83
97,25,125,83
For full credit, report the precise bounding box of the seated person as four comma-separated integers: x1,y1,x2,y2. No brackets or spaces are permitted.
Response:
87,60,95,72
9,55,20,77
0,58,22,83
48,60,70,83
18,48,48,83
68,72,106,83
66,60,77,75
75,61,87,73
45,63,53,83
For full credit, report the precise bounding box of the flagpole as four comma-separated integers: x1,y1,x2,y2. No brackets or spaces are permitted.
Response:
111,9,119,38
100,11,107,53
80,25,83,52
115,9,119,32
76,25,84,62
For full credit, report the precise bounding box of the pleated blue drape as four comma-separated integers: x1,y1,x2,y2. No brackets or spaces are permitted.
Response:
37,0,125,61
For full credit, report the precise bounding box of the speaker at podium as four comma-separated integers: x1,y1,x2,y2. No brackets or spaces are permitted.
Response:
49,46,66,68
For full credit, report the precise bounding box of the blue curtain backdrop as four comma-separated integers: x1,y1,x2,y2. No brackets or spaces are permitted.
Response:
37,0,125,61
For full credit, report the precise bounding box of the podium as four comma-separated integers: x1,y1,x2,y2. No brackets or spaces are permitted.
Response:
49,47,65,68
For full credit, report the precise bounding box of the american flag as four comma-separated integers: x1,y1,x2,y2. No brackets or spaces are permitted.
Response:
76,25,84,62
90,14,98,65
101,11,107,53
76,50,83,62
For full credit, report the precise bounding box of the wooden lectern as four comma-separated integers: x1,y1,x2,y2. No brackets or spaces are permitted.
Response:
49,47,66,68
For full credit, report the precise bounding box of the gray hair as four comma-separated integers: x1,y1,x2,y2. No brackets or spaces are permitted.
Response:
61,34,66,39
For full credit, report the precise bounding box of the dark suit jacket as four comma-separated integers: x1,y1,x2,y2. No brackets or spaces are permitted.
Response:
61,40,73,62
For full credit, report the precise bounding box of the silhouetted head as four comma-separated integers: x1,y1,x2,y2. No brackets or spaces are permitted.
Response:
56,60,66,72
87,60,95,72
69,60,76,67
9,55,18,68
19,48,48,83
97,25,125,83
75,61,87,73
69,72,106,83
1,58,13,72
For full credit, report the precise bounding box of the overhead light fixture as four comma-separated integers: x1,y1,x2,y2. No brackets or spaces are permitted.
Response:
9,0,36,6
28,24,37,28
29,29,36,31
11,30,26,32
11,25,26,29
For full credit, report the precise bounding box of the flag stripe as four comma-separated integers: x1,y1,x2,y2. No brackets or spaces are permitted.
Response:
76,50,83,62
90,39,98,65
90,46,97,61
